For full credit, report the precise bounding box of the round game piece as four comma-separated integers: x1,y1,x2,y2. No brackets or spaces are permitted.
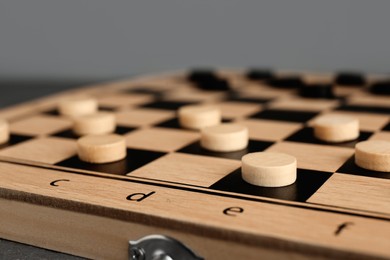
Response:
187,69,216,83
267,76,304,89
178,105,221,130
246,69,273,81
370,80,390,95
242,152,297,187
299,83,335,99
0,119,10,144
58,97,98,117
201,123,248,152
313,115,359,143
355,140,390,172
335,72,366,86
187,69,230,91
77,134,126,164
73,112,116,136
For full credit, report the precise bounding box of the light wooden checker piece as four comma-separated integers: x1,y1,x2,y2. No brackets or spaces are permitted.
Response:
72,112,116,136
242,152,297,187
0,69,388,260
77,134,127,164
312,114,359,143
0,119,10,144
58,96,98,117
178,104,221,130
355,140,390,172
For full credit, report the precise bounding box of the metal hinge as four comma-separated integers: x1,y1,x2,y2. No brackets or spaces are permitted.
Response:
129,235,204,260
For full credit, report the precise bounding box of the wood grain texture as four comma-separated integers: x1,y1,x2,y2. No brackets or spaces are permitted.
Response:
236,118,302,141
0,137,77,164
266,141,355,172
130,152,240,187
308,173,390,214
0,69,389,259
0,162,388,259
115,108,175,128
10,114,72,136
124,127,199,152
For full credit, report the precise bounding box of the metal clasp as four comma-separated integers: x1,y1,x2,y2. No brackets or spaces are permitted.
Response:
129,235,204,260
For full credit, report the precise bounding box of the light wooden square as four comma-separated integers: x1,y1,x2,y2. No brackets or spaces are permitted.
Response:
97,93,154,108
163,88,224,103
10,115,72,136
268,98,339,112
309,111,390,132
308,173,390,215
369,131,390,142
217,101,262,119
266,141,354,172
347,95,390,108
236,119,302,141
0,137,77,164
237,85,294,99
129,153,240,187
124,127,199,152
115,108,175,128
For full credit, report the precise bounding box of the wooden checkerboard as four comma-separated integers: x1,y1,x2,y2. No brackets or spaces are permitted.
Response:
0,69,389,259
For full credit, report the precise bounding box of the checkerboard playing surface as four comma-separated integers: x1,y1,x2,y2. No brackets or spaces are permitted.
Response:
0,69,389,260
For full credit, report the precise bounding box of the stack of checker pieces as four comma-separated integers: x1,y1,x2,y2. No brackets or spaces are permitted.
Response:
0,68,388,260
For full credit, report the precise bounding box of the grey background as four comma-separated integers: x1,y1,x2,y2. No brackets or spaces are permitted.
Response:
1,0,389,258
1,0,390,82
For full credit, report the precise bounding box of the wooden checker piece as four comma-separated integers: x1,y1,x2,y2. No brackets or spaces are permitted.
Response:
0,69,389,260
178,104,221,130
201,123,248,152
58,96,98,117
312,114,359,143
77,134,126,164
0,119,10,144
242,152,297,187
73,112,116,136
355,140,390,172
309,111,389,132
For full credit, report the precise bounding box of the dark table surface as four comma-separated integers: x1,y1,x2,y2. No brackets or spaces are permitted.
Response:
0,79,103,260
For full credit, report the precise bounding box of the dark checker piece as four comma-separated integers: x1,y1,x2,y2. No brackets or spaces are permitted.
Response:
187,69,216,83
245,69,274,81
299,83,335,99
187,69,230,91
335,72,366,86
370,80,390,95
267,76,304,89
210,168,333,202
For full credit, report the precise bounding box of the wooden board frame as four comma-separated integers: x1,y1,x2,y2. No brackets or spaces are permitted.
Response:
0,70,389,259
